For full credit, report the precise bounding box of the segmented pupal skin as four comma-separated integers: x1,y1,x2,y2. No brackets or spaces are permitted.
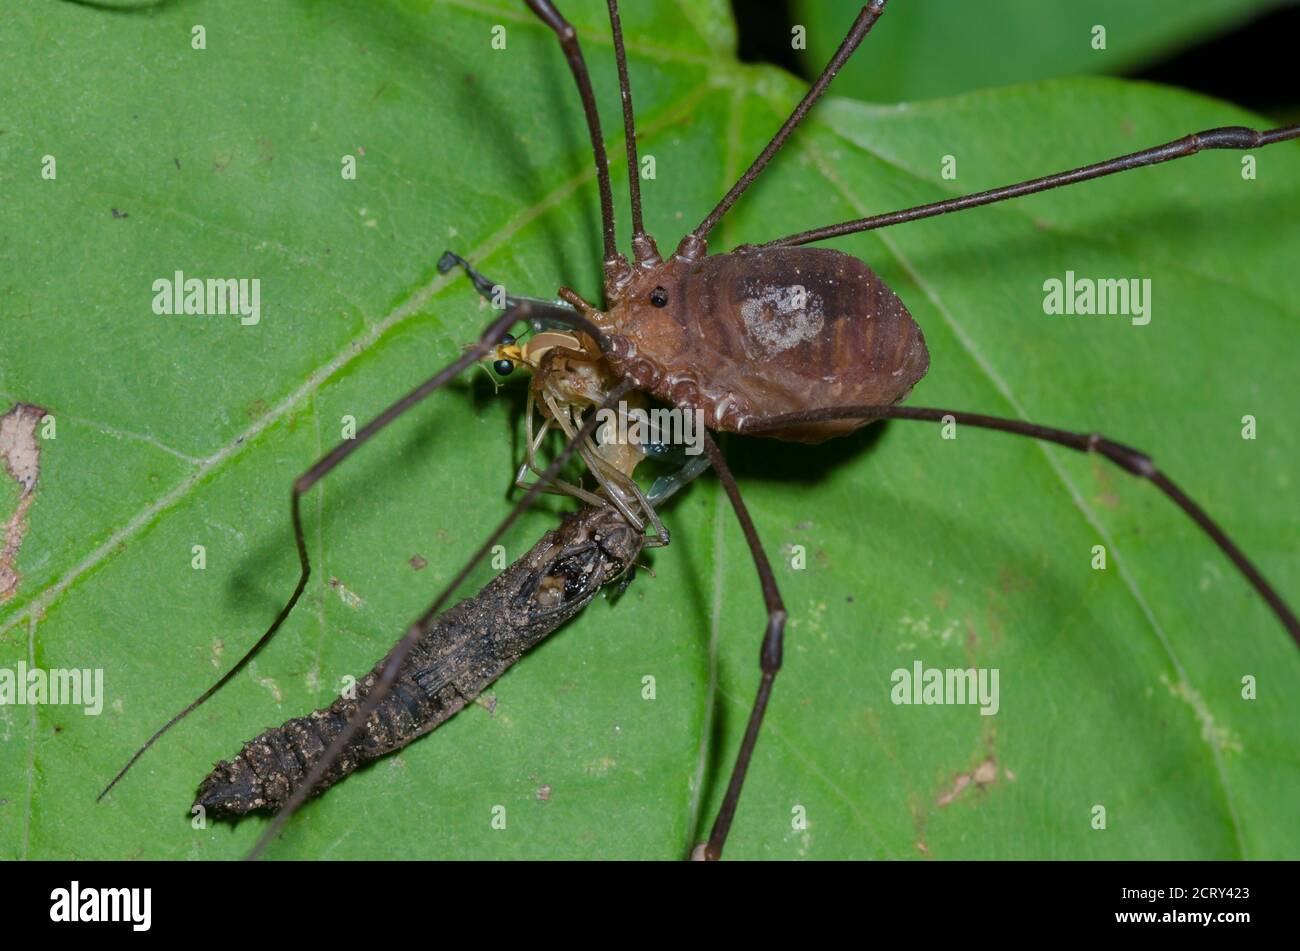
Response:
195,505,642,818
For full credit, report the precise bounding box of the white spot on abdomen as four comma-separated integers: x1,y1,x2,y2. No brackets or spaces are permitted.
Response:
739,284,825,359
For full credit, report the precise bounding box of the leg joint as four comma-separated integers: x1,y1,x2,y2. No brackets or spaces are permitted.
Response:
1194,126,1262,151
1090,433,1157,478
761,609,787,672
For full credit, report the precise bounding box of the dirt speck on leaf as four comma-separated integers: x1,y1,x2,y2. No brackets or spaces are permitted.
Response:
0,403,45,601
937,756,1000,808
329,577,363,609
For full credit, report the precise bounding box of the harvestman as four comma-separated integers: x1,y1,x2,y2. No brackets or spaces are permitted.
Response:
99,0,1300,859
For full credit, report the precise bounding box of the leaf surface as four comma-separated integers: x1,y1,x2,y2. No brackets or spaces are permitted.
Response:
0,0,1297,860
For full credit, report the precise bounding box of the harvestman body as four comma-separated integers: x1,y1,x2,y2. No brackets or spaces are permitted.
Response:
100,0,1300,860
590,246,930,442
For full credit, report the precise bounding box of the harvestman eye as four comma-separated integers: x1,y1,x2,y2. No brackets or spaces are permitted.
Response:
649,286,669,307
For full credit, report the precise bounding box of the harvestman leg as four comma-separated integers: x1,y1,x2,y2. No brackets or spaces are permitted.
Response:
524,0,624,275
693,433,788,860
97,299,609,801
696,403,1300,860
667,2,893,861
246,377,636,858
604,0,662,265
242,0,638,853
527,0,892,861
673,1,1298,857
761,128,1299,247
95,0,636,824
742,406,1300,645
245,0,653,849
437,251,572,319
677,0,889,257
246,0,638,855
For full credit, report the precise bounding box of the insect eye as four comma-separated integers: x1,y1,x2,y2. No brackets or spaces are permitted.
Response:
499,333,516,346
649,286,669,308
493,359,515,376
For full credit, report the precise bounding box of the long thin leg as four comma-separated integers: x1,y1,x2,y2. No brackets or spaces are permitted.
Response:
97,301,608,802
694,432,787,861
524,0,624,275
437,251,503,302
741,405,1300,646
764,123,1300,247
437,251,583,327
676,1,889,260
246,378,636,859
604,0,658,264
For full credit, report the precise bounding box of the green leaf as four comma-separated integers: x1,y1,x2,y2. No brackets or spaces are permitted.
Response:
1,0,1297,860
793,0,1291,103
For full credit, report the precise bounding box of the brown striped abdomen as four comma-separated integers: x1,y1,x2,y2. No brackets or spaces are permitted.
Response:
606,246,929,442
